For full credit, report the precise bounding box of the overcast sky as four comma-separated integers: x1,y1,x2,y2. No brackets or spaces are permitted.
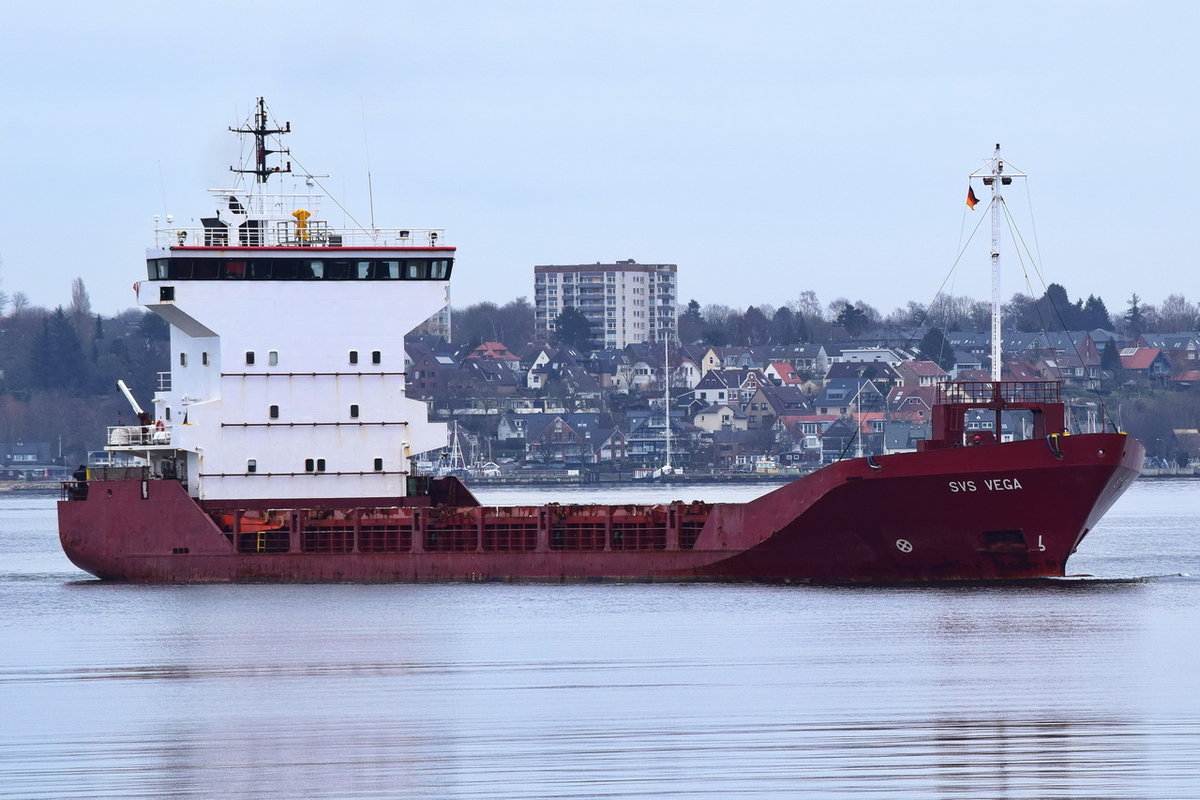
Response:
1,1,1196,320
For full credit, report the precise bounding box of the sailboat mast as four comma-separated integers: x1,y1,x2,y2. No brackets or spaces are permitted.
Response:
663,333,672,472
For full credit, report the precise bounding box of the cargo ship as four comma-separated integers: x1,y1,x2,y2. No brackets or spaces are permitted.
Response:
57,105,1143,582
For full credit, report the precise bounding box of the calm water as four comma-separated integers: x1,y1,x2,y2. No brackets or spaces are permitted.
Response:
2,480,1198,799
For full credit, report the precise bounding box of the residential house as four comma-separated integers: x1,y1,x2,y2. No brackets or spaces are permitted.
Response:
764,361,803,386
812,378,886,416
624,408,694,465
404,336,459,399
523,413,603,463
883,420,931,454
1119,347,1172,384
692,402,748,433
886,385,939,422
895,360,948,388
463,341,522,371
692,370,737,406
711,428,770,469
744,384,812,430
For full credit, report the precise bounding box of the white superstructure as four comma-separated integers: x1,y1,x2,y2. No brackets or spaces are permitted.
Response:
106,98,451,502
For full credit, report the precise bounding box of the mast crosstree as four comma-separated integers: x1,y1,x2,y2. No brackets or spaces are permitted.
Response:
969,144,1026,382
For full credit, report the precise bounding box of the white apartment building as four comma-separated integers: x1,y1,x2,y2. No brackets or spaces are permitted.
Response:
534,260,678,349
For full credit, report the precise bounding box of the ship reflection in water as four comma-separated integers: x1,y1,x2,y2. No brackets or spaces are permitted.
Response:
4,481,1200,799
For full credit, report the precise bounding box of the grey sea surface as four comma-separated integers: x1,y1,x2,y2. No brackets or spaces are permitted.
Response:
1,480,1198,799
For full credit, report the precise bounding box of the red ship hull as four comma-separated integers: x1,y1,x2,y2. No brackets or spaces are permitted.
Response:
58,432,1142,583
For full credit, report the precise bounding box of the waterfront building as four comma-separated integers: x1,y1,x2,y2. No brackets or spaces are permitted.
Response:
533,259,677,349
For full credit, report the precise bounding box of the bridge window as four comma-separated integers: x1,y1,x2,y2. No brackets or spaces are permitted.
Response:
272,260,297,279
148,256,452,281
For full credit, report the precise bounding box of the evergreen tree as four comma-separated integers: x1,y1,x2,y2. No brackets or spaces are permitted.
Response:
1101,339,1123,385
31,307,90,392
739,306,770,345
834,302,870,336
552,306,594,350
772,306,797,345
1123,294,1145,337
917,327,955,371
1038,283,1078,330
1081,295,1112,329
678,299,704,343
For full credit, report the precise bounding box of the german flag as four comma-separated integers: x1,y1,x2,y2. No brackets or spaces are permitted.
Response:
966,186,979,210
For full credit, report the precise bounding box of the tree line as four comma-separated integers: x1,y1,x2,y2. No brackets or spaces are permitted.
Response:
2,266,1198,466
450,284,1199,353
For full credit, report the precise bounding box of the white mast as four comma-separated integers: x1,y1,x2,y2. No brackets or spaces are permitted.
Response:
662,331,672,474
969,144,1026,382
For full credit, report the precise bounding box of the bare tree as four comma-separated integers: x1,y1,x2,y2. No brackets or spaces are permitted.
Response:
1157,294,1199,332
69,278,93,342
9,292,30,316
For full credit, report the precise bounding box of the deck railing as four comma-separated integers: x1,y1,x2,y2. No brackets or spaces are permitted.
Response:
106,425,172,447
937,380,1062,406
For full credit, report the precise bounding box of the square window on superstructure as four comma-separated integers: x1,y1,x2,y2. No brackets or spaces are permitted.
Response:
201,352,209,366
269,405,279,419
179,353,187,367
245,351,255,366
372,351,382,365
247,459,257,473
349,350,359,365
350,404,360,418
268,350,278,366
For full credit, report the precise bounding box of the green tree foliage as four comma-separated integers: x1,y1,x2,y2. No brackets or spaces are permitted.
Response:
31,307,90,393
834,302,870,336
678,299,704,343
1023,284,1113,331
1123,294,1146,337
1101,339,1123,386
738,306,771,345
552,306,594,350
1081,295,1112,329
772,306,799,345
917,326,955,371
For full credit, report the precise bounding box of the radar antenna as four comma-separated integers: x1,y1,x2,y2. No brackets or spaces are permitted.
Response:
230,97,292,184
